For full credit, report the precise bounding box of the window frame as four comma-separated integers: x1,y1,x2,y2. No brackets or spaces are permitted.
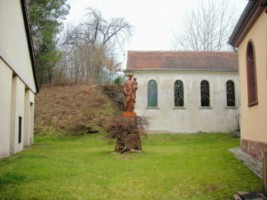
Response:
147,79,158,108
18,116,22,144
246,41,258,107
200,80,210,107
226,80,236,107
174,80,184,107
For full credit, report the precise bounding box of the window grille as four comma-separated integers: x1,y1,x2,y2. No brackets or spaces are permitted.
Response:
174,80,184,106
201,80,210,107
147,80,158,107
226,80,235,106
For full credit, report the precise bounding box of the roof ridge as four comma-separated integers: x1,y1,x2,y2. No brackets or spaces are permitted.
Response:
128,50,236,55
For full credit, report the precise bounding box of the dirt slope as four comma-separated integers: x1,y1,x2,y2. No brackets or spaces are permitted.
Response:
34,84,122,134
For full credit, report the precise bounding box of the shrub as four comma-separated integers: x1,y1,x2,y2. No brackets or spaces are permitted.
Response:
100,85,124,110
113,76,124,85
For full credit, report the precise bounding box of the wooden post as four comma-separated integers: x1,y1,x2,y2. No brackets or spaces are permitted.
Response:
263,151,267,196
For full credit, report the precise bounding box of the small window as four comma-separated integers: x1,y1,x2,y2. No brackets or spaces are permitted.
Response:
246,41,258,106
18,116,22,144
174,80,184,106
147,80,158,107
226,80,235,107
200,80,210,107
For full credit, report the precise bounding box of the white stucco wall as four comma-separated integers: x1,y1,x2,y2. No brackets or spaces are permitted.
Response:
0,0,37,159
0,59,12,158
24,90,35,146
10,76,25,154
133,70,240,133
0,0,36,93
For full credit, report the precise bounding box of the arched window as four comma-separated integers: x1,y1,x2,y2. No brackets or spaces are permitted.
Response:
147,80,158,107
246,41,258,106
174,80,184,107
226,80,235,107
200,80,210,107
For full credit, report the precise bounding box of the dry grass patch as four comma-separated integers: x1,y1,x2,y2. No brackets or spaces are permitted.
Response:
35,84,121,134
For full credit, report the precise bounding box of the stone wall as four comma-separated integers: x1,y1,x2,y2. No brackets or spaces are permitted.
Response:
241,139,267,162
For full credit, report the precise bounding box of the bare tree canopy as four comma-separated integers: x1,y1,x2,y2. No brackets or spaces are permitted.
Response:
64,8,133,50
172,0,238,51
54,7,133,85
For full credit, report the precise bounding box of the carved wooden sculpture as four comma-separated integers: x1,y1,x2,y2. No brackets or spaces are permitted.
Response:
123,73,137,116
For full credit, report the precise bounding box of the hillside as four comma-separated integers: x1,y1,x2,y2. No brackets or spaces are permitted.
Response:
34,84,123,134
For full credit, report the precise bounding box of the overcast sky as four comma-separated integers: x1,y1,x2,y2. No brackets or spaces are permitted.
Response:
65,0,248,66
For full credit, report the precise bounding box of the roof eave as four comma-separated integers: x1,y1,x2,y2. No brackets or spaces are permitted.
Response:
228,0,266,47
21,0,39,93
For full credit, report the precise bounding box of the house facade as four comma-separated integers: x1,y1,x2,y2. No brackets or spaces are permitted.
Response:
229,0,267,161
126,51,240,133
0,0,39,158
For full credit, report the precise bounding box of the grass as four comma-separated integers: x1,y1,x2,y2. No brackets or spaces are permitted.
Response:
0,133,262,200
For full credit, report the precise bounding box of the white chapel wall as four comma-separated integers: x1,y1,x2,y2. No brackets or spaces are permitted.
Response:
134,71,240,133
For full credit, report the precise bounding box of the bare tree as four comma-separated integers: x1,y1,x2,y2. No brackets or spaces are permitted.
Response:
172,0,238,51
56,7,133,85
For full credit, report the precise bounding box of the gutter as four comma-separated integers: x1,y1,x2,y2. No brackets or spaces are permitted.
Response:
228,0,266,47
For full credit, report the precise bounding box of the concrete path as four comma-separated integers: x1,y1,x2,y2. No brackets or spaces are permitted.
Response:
229,147,262,178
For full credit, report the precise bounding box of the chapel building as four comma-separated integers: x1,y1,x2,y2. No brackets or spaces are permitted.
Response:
126,51,239,133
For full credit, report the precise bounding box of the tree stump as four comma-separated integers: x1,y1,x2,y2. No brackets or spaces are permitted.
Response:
115,133,142,153
107,115,148,153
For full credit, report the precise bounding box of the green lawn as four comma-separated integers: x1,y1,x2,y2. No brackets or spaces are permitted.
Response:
0,133,262,200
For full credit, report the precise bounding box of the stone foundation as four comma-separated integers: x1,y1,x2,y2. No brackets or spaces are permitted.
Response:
241,139,267,162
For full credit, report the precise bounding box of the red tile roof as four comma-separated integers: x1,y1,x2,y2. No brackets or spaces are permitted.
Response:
126,51,238,72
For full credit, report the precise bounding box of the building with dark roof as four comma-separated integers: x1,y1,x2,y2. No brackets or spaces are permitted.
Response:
125,51,240,133
127,51,238,71
229,0,267,161
0,0,39,158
